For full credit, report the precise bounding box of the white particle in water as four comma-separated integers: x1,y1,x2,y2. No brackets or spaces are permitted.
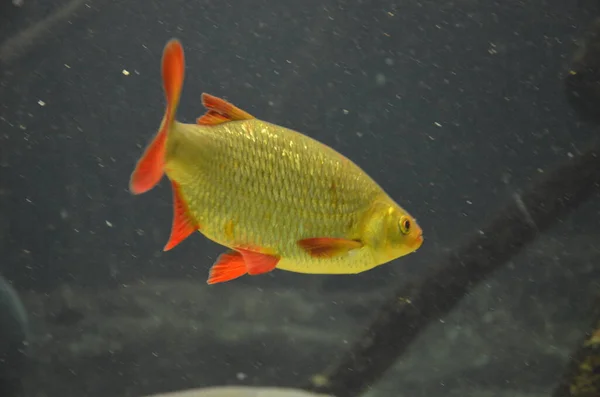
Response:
375,73,386,86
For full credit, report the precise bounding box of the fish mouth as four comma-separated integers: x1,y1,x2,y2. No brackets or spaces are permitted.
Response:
413,233,424,249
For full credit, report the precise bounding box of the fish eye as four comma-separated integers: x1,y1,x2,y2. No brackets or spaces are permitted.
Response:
399,217,411,235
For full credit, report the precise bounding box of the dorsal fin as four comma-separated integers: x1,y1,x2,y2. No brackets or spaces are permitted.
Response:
197,110,230,125
196,93,255,125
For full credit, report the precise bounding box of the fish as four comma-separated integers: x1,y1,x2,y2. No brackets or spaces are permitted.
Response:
142,386,331,397
129,39,424,285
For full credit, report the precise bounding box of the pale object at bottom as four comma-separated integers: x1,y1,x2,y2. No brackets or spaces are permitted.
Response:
143,386,332,397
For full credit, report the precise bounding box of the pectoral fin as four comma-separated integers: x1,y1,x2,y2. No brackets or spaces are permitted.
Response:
298,238,363,258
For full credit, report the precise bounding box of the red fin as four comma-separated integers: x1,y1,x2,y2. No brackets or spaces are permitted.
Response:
237,248,280,275
298,238,363,258
196,110,230,126
196,93,254,126
163,181,198,251
129,39,185,195
207,251,247,284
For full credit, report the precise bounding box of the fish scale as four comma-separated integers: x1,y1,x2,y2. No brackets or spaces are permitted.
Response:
168,118,394,274
172,122,370,243
129,39,423,284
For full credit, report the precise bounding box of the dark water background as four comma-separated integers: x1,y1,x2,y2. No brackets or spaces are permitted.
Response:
0,1,599,396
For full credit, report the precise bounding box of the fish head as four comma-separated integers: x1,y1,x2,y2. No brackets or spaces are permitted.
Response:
363,200,423,263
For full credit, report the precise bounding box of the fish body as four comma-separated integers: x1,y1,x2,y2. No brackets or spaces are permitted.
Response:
130,39,423,284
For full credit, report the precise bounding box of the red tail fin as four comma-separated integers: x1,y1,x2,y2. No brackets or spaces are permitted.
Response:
129,39,185,195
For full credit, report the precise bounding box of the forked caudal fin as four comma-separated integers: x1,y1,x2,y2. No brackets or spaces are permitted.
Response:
129,39,185,195
128,41,261,256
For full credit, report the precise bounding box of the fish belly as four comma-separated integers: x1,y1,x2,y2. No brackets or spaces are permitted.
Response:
165,120,383,274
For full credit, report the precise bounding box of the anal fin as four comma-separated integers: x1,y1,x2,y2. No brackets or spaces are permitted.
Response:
163,181,199,251
207,250,247,284
206,247,280,285
237,248,280,275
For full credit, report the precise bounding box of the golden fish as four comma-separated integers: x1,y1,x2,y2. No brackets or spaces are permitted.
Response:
130,39,424,284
